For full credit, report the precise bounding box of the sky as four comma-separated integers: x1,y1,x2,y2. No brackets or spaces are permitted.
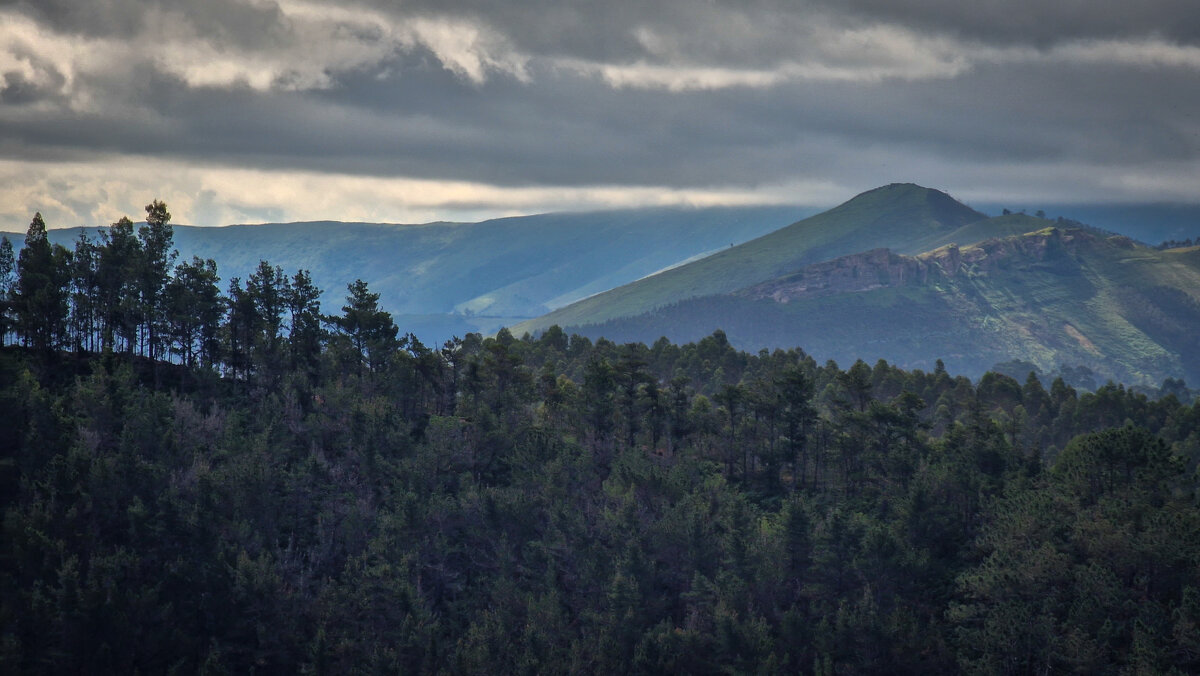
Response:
1,0,1198,229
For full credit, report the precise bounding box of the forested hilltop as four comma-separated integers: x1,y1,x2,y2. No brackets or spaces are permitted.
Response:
3,207,1200,674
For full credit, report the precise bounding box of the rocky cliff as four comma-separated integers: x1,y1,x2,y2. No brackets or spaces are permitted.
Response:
744,228,1097,303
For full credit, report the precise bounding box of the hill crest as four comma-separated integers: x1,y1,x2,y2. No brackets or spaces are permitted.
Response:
555,226,1200,385
512,183,987,335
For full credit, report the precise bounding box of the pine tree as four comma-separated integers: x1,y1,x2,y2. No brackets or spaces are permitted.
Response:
68,231,100,353
287,269,324,378
0,235,14,346
15,213,70,353
138,200,175,360
166,257,222,368
247,260,289,379
335,279,398,376
98,216,143,354
225,277,258,380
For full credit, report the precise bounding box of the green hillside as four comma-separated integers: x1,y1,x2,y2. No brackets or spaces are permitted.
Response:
512,184,988,335
564,228,1200,385
27,205,807,343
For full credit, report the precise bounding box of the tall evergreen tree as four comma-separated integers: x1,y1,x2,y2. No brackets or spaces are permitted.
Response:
286,269,324,378
68,231,100,353
335,279,398,376
247,261,289,379
777,364,816,489
225,277,258,380
138,200,175,360
0,235,14,346
165,257,222,369
14,213,69,353
98,216,143,354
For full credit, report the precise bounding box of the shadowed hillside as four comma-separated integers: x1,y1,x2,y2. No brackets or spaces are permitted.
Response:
512,184,988,335
564,228,1200,385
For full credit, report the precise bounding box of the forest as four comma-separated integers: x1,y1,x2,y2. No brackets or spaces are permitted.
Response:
2,206,1200,674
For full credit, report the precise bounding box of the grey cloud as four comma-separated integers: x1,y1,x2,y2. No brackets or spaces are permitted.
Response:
3,45,1198,192
806,0,1200,47
1,0,1199,220
3,0,288,48
1,68,63,104
360,0,1200,63
10,0,1200,74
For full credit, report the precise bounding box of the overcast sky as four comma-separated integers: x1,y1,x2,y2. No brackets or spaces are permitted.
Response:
1,0,1198,228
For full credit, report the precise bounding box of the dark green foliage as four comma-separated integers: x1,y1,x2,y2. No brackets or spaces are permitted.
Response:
951,426,1200,675
14,214,70,354
334,279,400,376
138,200,175,362
165,257,222,369
4,211,1200,673
0,236,15,346
96,216,142,354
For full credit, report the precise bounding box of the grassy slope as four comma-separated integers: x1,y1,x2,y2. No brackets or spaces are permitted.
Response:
511,184,987,335
567,230,1200,385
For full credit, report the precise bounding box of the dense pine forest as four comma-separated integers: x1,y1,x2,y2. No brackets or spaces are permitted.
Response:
2,206,1200,674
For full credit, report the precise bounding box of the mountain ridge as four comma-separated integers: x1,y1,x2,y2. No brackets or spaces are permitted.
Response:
17,205,812,343
511,184,989,335
556,226,1200,385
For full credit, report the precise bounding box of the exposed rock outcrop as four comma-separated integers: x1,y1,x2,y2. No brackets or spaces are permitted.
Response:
743,228,1093,303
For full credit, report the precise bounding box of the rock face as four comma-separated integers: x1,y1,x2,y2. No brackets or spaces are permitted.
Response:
744,228,1091,303
743,248,927,302
920,226,1089,277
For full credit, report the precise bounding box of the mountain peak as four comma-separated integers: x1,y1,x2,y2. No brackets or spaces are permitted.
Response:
815,183,985,235
512,183,990,335
837,183,972,212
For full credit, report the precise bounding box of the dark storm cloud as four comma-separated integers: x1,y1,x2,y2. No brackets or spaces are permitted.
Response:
808,0,1200,46
354,0,1200,63
2,0,288,47
9,54,1188,187
1,0,1198,229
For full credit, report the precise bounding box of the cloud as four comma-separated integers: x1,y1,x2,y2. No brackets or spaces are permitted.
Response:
0,0,529,108
1,0,1199,228
561,24,973,91
0,156,849,230
1046,38,1200,70
806,0,1200,47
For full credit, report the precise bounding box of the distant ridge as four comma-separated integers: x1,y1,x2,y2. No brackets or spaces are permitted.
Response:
24,205,809,344
557,226,1200,385
512,183,989,335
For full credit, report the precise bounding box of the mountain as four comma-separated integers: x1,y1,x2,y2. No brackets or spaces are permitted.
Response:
18,205,812,344
559,227,1200,385
511,184,988,335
